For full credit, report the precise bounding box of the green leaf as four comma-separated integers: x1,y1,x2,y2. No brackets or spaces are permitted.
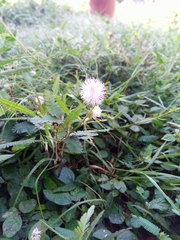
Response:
116,230,138,240
130,125,140,132
86,210,104,238
109,213,125,224
44,177,57,190
61,103,84,130
2,214,22,238
29,115,63,127
45,91,63,117
132,215,160,236
75,205,95,240
56,96,70,114
93,229,112,239
28,220,46,240
94,137,106,148
138,135,158,142
43,190,72,205
0,154,15,164
18,199,37,213
1,120,17,142
70,188,85,201
0,57,26,67
0,137,36,150
145,175,180,215
0,98,36,115
0,67,34,77
147,198,170,211
0,105,5,116
12,122,35,134
113,180,127,193
52,75,60,96
100,182,113,190
62,207,77,222
58,167,75,184
53,183,76,193
65,136,83,154
135,117,153,125
55,227,76,239
162,134,176,142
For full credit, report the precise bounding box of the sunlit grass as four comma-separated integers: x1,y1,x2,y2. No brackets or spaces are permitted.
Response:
7,0,180,28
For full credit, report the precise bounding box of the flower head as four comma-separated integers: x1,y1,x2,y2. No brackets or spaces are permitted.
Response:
91,106,102,118
80,78,106,106
31,228,42,240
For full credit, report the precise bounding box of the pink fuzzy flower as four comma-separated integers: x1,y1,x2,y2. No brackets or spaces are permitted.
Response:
91,106,102,118
31,228,41,240
80,78,106,106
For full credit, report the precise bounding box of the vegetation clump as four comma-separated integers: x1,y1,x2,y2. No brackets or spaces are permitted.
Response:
0,0,180,239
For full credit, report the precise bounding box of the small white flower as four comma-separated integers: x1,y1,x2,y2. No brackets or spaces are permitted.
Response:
80,78,106,106
31,227,41,240
91,106,102,118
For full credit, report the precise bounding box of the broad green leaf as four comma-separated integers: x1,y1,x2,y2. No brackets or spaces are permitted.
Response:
130,125,140,132
55,227,75,240
3,214,22,238
135,117,153,125
147,198,170,211
138,135,158,142
1,120,17,142
58,167,75,184
94,137,106,148
2,207,18,218
44,177,57,190
62,207,77,222
100,182,113,190
109,213,125,224
70,188,85,201
0,177,5,183
43,190,72,205
162,134,176,142
65,136,83,154
18,199,37,213
113,180,127,193
0,154,15,164
28,220,46,240
65,219,79,230
93,229,112,239
53,183,76,193
0,98,36,115
1,165,19,181
116,230,138,240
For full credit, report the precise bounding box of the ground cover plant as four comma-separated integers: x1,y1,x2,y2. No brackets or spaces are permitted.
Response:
1,0,180,239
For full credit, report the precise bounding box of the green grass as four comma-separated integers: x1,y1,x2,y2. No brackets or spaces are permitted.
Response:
0,0,180,239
